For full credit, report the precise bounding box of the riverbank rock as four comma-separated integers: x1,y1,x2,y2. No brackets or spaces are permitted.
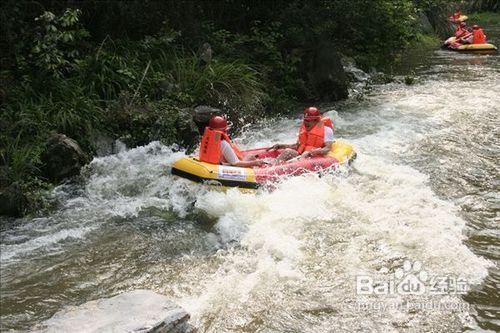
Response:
418,12,434,34
191,105,222,134
41,134,90,182
342,57,370,83
176,110,201,153
35,290,194,333
197,42,213,67
91,133,116,157
0,181,27,217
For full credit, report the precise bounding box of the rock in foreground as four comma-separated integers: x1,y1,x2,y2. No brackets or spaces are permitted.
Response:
35,290,194,333
41,133,90,182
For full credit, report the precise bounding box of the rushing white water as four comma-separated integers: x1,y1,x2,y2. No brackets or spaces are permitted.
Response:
1,48,499,332
175,78,495,331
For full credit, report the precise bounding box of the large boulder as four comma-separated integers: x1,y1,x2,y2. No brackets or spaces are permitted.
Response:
91,133,116,157
34,290,194,333
196,42,213,67
41,134,90,182
191,105,222,135
176,109,201,152
418,12,435,34
0,181,27,217
341,57,370,83
306,42,349,102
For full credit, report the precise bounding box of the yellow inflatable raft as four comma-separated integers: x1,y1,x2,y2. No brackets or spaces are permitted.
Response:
444,37,498,52
172,141,356,189
455,43,498,51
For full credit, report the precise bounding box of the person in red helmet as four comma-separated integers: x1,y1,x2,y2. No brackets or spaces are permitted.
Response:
199,116,265,167
268,107,334,161
448,10,460,22
472,25,487,44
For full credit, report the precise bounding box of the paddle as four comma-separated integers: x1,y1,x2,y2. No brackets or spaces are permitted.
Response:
287,154,305,162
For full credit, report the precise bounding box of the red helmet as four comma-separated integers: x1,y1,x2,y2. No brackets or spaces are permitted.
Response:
472,25,480,29
304,107,321,121
209,116,227,130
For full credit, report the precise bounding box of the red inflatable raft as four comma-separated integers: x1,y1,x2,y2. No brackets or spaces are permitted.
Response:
171,141,356,189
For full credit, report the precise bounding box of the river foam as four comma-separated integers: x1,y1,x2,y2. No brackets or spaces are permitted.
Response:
176,96,491,331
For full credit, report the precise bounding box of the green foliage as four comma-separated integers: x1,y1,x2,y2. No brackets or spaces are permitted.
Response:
467,12,500,26
3,82,102,143
77,45,137,101
172,57,264,112
0,135,43,183
202,21,304,103
28,9,89,78
412,33,441,50
327,0,419,70
413,0,456,12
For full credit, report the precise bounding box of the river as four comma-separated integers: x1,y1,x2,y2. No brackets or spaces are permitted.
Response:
1,29,499,332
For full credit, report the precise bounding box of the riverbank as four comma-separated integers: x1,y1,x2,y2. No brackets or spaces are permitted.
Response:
0,1,462,217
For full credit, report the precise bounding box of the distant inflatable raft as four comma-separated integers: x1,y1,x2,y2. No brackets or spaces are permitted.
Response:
454,43,498,51
171,141,356,189
444,37,497,52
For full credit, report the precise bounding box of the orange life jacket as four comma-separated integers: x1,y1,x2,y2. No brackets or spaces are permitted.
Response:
297,120,326,154
473,28,486,44
199,127,243,164
321,117,333,130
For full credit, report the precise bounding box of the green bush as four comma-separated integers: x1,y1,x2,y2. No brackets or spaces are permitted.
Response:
172,58,264,112
24,9,90,79
0,136,44,183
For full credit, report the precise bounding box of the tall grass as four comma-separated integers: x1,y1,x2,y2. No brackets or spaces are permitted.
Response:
5,82,102,142
0,133,43,183
172,56,265,112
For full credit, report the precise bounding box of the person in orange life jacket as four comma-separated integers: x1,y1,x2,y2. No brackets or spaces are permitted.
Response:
198,116,265,167
268,107,334,161
472,25,487,44
449,22,472,48
455,22,468,38
455,22,473,44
